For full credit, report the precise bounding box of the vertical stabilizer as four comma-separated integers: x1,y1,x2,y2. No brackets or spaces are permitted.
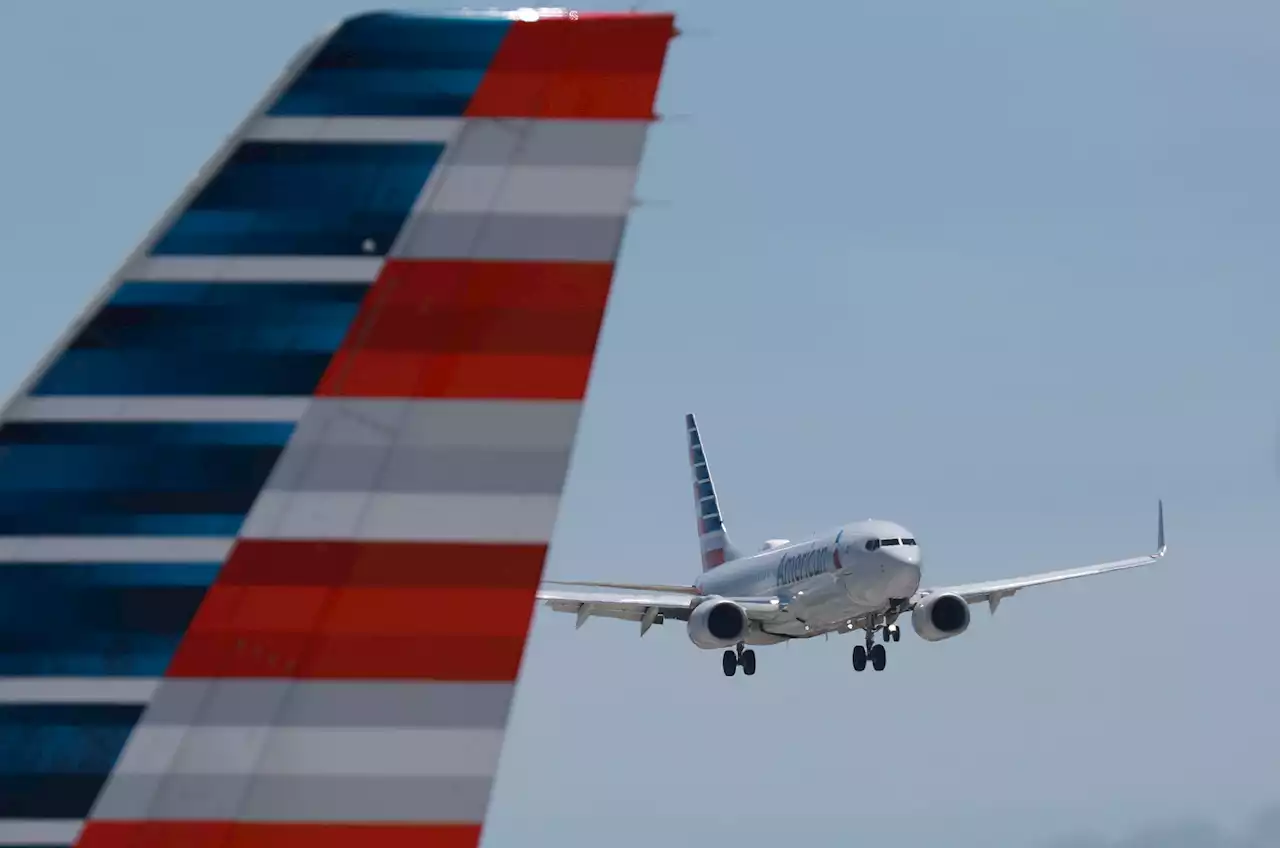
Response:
686,413,742,570
0,10,677,848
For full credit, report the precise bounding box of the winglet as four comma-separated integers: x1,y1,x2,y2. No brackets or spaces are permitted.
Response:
1156,499,1167,557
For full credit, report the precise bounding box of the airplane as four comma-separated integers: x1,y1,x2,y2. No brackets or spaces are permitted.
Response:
537,413,1167,677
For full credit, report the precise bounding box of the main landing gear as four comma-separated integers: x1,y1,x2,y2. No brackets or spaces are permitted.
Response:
851,619,898,672
723,643,756,677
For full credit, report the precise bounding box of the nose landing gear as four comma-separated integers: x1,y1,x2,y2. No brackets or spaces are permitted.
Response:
722,643,757,677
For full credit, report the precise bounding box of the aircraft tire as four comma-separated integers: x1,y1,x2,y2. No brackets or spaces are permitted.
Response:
852,645,867,672
742,650,757,676
722,650,737,677
870,643,887,671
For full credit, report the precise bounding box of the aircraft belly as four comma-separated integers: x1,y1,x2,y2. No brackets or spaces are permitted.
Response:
780,578,863,635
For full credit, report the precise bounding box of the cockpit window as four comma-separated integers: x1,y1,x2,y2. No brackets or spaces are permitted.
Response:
902,538,917,546
865,540,879,551
880,538,900,546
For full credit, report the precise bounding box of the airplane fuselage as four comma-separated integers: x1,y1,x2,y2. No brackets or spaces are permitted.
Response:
694,518,923,640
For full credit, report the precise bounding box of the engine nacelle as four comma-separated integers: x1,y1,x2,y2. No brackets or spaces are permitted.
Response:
760,539,791,552
911,592,971,642
686,597,749,649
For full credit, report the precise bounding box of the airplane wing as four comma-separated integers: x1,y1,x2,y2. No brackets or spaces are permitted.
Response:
537,584,785,632
910,500,1167,611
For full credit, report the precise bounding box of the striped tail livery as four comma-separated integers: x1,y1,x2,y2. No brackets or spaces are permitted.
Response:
0,9,677,848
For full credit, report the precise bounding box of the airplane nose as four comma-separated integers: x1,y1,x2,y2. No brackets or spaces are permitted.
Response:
889,546,921,568
885,548,922,597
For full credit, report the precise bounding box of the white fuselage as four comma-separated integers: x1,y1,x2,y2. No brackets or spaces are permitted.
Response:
693,518,923,640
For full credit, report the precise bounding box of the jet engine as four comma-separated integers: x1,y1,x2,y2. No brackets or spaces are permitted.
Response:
686,597,749,649
911,592,971,642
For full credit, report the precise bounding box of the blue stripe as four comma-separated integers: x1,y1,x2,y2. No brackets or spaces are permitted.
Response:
70,303,361,353
30,350,335,396
0,422,296,446
151,142,443,257
696,480,714,499
270,13,511,117
0,775,115,818
0,421,286,533
30,284,368,395
109,281,369,306
0,445,284,491
0,564,217,676
0,704,145,775
0,512,246,537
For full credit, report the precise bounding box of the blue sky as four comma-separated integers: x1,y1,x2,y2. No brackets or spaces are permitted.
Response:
2,1,1279,845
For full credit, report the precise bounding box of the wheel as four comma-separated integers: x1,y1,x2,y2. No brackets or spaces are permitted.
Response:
870,643,887,671
722,650,737,677
892,626,901,642
742,650,757,676
852,645,867,672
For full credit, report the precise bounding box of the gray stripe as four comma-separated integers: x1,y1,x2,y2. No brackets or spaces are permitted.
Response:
6,396,311,423
393,213,626,263
144,680,514,728
265,445,571,495
448,119,651,167
125,256,382,283
92,774,492,822
113,726,503,778
426,165,637,217
240,491,560,543
288,399,582,450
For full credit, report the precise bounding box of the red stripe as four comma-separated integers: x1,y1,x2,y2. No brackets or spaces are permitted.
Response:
167,632,527,680
465,14,676,119
703,548,726,568
216,540,547,588
162,540,545,680
317,260,615,399
76,822,481,848
183,586,536,637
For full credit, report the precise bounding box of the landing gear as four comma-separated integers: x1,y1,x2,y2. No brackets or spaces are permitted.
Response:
852,618,891,672
722,644,757,677
852,644,867,672
870,643,886,671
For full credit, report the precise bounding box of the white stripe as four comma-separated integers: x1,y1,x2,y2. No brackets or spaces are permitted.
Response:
0,536,233,563
124,255,383,283
113,726,503,778
5,397,311,423
424,165,638,216
0,677,158,704
241,491,561,542
0,820,84,846
244,116,461,144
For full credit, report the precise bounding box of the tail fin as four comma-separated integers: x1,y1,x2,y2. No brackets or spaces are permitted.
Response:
686,413,743,570
0,8,676,847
